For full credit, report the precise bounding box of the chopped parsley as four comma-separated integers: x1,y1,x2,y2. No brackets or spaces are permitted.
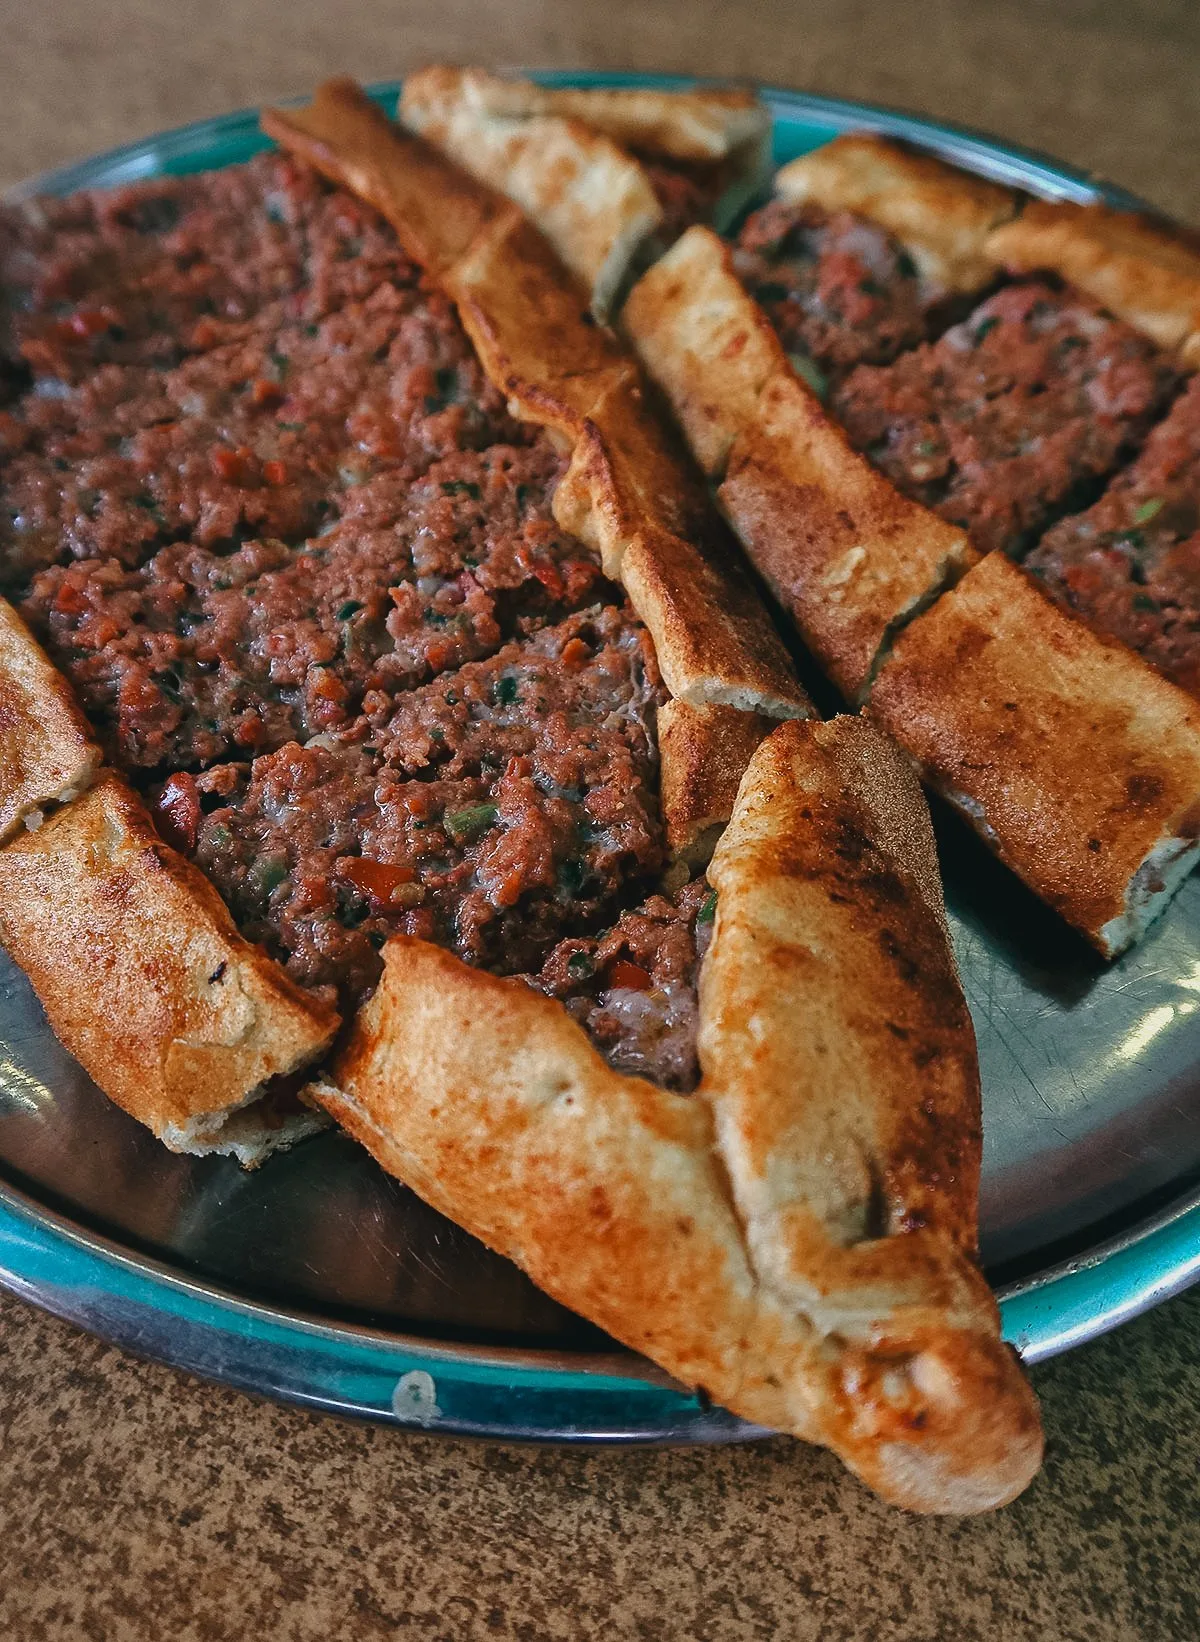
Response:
444,802,498,843
336,599,364,621
696,891,717,924
1133,498,1165,525
492,674,519,705
441,480,482,499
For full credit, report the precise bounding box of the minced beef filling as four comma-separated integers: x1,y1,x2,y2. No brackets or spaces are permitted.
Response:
525,875,714,1092
732,199,930,386
832,280,1178,557
164,608,665,1006
1027,374,1200,695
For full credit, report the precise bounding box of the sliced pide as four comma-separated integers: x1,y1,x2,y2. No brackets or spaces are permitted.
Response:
0,773,339,1163
987,199,1200,366
400,67,771,315
0,594,101,843
314,716,1041,1515
264,80,809,723
400,68,663,321
774,132,1018,295
868,554,1200,957
624,228,974,702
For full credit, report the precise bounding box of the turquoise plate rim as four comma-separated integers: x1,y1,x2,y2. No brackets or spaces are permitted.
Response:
2,71,1197,1443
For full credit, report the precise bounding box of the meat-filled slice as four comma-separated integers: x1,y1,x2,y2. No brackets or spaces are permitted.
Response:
833,281,1178,557
169,607,665,1005
1027,374,1200,696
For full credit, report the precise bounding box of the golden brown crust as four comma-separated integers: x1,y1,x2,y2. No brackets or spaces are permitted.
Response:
401,68,771,233
261,77,503,278
986,198,1200,363
0,594,101,844
657,699,781,867
867,554,1200,956
625,228,976,702
400,69,664,320
0,773,339,1158
775,133,1017,294
703,716,1041,1508
266,80,808,721
622,226,786,477
314,716,1041,1514
720,371,977,703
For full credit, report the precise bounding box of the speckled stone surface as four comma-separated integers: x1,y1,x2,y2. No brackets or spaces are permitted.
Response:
2,3,1200,1637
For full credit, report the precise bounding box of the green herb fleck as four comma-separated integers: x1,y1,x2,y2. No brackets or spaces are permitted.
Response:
440,480,482,499
492,674,519,705
336,599,363,621
788,351,828,400
1133,498,1165,526
1133,593,1159,612
973,316,1000,344
567,950,594,979
696,891,717,924
444,802,498,843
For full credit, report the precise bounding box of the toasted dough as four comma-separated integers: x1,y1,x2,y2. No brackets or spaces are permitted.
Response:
868,555,1200,956
314,716,1041,1514
261,78,503,278
720,371,977,702
401,70,663,320
402,68,771,239
987,199,1200,364
775,133,1017,293
264,80,807,721
0,595,101,843
657,699,779,866
402,70,769,163
0,774,338,1162
623,225,786,477
625,228,975,701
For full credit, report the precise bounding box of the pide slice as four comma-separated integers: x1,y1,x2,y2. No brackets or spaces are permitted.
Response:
625,228,974,702
315,716,1041,1515
0,774,339,1163
987,199,1200,367
774,133,1018,296
400,67,771,317
0,594,101,843
868,553,1200,957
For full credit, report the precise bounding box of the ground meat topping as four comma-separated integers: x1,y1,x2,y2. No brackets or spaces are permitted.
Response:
524,875,715,1092
173,608,666,1006
1027,374,1200,695
21,438,604,771
832,280,1179,557
732,199,930,386
0,153,418,380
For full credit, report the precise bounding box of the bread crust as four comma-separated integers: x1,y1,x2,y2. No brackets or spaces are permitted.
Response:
986,198,1200,364
775,133,1017,294
657,699,777,866
625,228,975,701
0,594,101,844
401,69,663,320
401,67,772,246
264,79,808,726
867,554,1200,956
314,716,1041,1513
0,773,339,1159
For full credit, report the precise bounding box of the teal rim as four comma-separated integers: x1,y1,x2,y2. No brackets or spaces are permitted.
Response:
1,73,1197,1440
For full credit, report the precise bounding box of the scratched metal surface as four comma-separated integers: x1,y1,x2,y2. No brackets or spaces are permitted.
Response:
1,83,1199,1366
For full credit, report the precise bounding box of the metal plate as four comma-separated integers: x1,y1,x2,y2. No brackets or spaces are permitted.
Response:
2,75,1199,1443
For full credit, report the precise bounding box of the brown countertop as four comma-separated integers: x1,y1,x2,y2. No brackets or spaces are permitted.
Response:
2,3,1200,1637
